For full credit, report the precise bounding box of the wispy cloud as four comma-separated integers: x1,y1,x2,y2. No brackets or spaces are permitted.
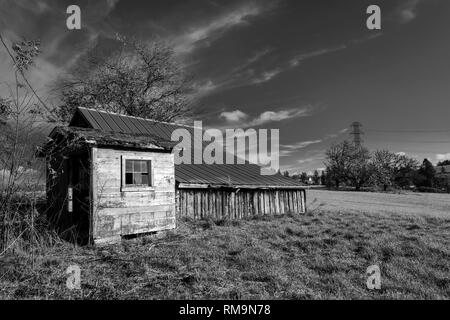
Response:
397,0,421,24
277,127,348,162
290,45,347,67
281,140,323,150
251,68,282,84
192,79,218,97
174,3,265,54
325,127,349,139
297,157,320,164
231,48,272,73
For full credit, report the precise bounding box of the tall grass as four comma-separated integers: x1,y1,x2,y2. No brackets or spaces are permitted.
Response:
0,35,57,256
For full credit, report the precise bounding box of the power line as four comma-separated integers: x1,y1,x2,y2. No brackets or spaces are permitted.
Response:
366,129,450,133
370,140,450,143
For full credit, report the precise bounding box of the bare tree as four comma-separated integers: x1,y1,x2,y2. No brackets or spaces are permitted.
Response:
370,150,398,191
324,141,371,191
370,150,419,191
324,141,352,189
53,35,193,123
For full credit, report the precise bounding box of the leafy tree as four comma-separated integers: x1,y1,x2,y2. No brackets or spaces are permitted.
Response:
437,160,450,166
416,158,436,188
312,170,320,185
320,170,328,186
371,150,419,191
393,155,420,189
53,35,192,123
300,172,308,184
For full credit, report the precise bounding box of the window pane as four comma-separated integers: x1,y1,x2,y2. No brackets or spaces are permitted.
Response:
124,160,151,186
141,174,149,185
133,161,141,173
125,173,133,185
147,161,152,185
126,160,132,173
133,173,142,185
141,161,147,173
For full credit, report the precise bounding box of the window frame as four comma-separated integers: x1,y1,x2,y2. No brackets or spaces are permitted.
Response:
121,155,154,192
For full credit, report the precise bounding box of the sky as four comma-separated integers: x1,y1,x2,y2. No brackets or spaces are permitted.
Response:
1,0,450,174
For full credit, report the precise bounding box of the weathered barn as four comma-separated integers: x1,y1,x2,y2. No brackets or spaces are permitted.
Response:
41,107,306,244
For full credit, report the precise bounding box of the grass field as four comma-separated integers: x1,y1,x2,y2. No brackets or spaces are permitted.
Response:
308,189,450,218
0,190,449,299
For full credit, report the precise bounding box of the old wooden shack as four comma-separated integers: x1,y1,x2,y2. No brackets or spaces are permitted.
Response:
41,107,306,244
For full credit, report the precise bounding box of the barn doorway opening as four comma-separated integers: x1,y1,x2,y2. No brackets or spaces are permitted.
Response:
69,154,91,245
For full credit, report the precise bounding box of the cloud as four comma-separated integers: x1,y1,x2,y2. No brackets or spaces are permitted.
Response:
297,157,320,164
174,3,264,54
106,0,120,11
213,30,381,92
231,48,272,73
290,45,347,67
281,140,323,150
397,0,421,24
277,127,348,164
251,68,282,84
248,48,272,64
217,106,313,129
192,79,217,97
220,110,248,122
436,153,450,161
247,107,311,127
278,140,323,158
20,0,50,13
325,127,349,139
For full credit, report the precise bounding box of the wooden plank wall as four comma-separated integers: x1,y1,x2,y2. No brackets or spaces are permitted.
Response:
176,188,306,220
92,148,176,244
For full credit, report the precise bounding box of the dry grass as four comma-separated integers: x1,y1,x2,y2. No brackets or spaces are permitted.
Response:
1,191,449,300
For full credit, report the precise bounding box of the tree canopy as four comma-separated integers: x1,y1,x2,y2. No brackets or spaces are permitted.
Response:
53,36,193,123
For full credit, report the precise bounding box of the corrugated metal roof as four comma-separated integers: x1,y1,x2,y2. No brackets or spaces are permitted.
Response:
69,107,304,188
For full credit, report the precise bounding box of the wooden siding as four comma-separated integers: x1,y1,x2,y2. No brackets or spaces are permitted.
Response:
92,148,176,244
176,188,306,220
